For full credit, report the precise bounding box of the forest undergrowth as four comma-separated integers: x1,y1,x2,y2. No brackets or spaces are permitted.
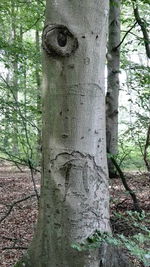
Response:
0,163,149,267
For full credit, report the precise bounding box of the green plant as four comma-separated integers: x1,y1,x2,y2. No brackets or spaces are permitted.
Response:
72,211,150,266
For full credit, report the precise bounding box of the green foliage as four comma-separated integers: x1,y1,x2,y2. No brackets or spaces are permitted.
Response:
110,0,120,8
72,211,150,266
118,0,150,172
118,63,150,171
117,140,146,171
0,0,45,167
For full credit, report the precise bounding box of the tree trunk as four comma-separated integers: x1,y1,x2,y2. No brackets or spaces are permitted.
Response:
11,0,19,155
144,124,150,173
106,0,120,178
4,73,11,148
33,0,110,265
35,28,42,164
14,0,133,266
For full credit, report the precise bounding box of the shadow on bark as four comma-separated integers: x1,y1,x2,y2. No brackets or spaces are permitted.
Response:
99,243,134,267
14,244,135,267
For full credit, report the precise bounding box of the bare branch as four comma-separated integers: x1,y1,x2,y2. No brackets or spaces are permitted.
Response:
114,22,137,50
132,0,150,58
143,124,150,172
0,194,38,224
110,156,142,213
28,159,40,205
0,74,40,133
2,236,22,242
0,154,41,173
2,246,27,250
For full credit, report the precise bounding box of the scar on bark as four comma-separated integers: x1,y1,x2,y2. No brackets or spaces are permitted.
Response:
63,163,72,201
42,24,78,57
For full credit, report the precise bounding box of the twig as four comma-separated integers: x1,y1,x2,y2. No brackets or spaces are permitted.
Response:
0,74,40,133
0,74,41,196
118,150,132,167
121,30,143,41
116,198,128,209
22,14,44,34
28,159,40,205
2,235,22,242
114,22,137,50
110,156,142,213
132,0,150,58
143,124,150,172
0,194,37,224
0,155,41,173
2,246,27,250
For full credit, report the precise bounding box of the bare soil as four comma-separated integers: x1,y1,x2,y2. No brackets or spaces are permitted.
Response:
0,164,149,267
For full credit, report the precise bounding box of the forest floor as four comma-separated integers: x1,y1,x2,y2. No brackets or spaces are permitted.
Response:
0,163,150,267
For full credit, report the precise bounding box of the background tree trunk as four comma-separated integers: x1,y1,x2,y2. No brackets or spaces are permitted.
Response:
11,0,19,155
35,28,42,163
106,0,120,178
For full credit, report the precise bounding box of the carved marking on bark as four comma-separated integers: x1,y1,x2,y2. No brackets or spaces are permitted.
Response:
64,163,72,201
82,162,89,194
42,24,78,57
49,150,108,224
50,151,107,179
46,83,104,97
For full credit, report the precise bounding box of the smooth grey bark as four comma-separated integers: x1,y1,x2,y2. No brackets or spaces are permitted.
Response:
14,1,133,266
35,28,42,163
106,0,120,177
28,1,110,266
33,1,110,266
99,243,134,267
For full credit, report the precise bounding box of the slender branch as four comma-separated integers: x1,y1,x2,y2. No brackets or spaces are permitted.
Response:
0,75,41,197
0,194,37,224
114,22,137,50
118,150,132,167
110,156,142,213
22,16,44,34
2,236,22,242
0,154,41,173
121,30,143,41
0,75,40,133
2,246,27,250
143,124,150,172
132,0,150,58
116,198,128,209
28,159,40,205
